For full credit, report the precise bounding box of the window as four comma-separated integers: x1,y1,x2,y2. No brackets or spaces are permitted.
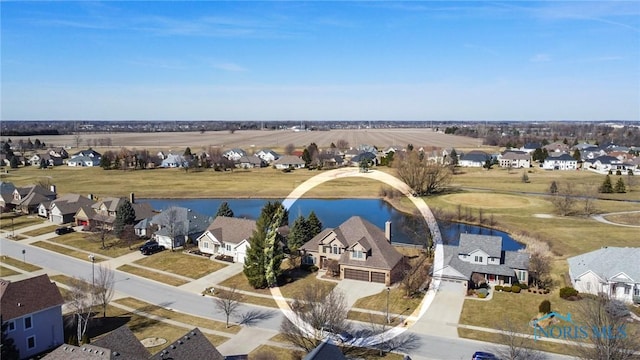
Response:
474,256,483,263
333,245,338,254
226,244,231,251
24,316,32,330
27,336,36,349
203,242,208,248
518,271,526,282
7,321,15,332
352,250,363,259
624,285,631,295
634,288,639,296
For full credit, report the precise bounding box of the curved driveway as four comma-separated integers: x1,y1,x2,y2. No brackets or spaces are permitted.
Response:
591,210,640,228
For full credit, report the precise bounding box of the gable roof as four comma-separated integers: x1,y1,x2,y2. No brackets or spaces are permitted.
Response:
204,216,256,245
0,274,64,321
544,153,575,162
567,247,640,283
92,325,151,360
274,155,305,165
460,151,489,163
458,233,503,258
149,328,224,360
43,344,111,359
304,338,346,360
51,193,96,215
501,151,531,160
152,206,212,237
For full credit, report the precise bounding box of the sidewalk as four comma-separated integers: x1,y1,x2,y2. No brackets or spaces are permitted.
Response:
178,261,244,293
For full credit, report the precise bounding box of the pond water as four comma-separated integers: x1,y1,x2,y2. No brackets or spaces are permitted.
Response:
142,198,524,251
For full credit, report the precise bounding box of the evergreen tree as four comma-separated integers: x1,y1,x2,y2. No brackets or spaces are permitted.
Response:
614,178,626,193
1,316,19,360
302,148,312,166
215,202,234,218
183,147,192,158
265,206,286,287
9,156,18,169
287,215,309,251
114,200,136,236
243,201,288,288
449,148,458,166
599,175,614,193
572,149,581,161
307,211,322,237
549,181,558,194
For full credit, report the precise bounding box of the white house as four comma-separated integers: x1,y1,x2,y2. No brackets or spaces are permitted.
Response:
568,247,640,304
196,216,256,263
499,151,531,168
222,148,247,162
273,155,305,170
458,151,490,168
67,156,100,167
255,149,280,163
160,154,187,168
542,153,577,170
150,207,211,249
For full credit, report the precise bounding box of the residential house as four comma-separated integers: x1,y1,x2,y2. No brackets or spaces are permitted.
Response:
0,181,17,212
274,155,306,170
499,151,531,168
45,325,151,360
437,234,529,287
196,216,256,263
350,152,377,167
567,247,640,304
133,218,153,238
300,217,404,285
520,142,541,154
321,155,345,169
1,274,65,359
542,153,577,170
29,153,63,167
47,148,68,159
458,151,490,167
304,339,347,360
222,148,247,162
43,193,96,224
236,155,263,169
148,328,225,360
579,146,606,161
68,149,101,167
160,153,187,168
584,155,630,174
85,195,154,231
149,206,211,250
255,149,280,163
543,142,569,153
11,184,57,214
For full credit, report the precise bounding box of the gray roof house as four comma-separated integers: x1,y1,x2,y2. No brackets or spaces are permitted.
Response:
149,328,225,360
459,151,490,167
542,153,577,170
568,247,640,304
438,234,530,286
499,151,531,168
274,155,306,170
304,338,347,360
300,216,403,285
150,206,212,250
44,193,96,224
45,325,151,360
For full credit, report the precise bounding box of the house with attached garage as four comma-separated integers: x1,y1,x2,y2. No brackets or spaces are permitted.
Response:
196,216,257,263
273,155,306,170
68,149,101,167
1,274,65,359
458,150,490,168
222,148,247,162
299,216,403,285
499,151,531,169
542,153,578,170
236,155,264,169
255,149,280,163
12,184,57,214
567,247,640,304
82,194,154,231
38,193,96,224
437,234,530,287
148,206,212,250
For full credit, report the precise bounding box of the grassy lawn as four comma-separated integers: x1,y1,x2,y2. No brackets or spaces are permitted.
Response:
458,328,580,357
352,287,423,316
21,225,59,237
218,272,272,296
0,255,42,272
0,213,46,230
113,297,241,334
32,241,108,262
116,264,188,287
249,345,305,360
347,310,401,326
204,287,278,308
278,269,337,300
0,265,20,277
49,231,145,258
603,212,640,226
133,251,227,279
50,273,76,286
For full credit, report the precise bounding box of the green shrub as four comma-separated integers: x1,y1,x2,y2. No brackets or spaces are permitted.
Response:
518,283,528,290
478,292,487,299
503,287,512,293
512,285,521,293
560,286,579,299
494,285,503,291
539,300,551,314
478,288,488,296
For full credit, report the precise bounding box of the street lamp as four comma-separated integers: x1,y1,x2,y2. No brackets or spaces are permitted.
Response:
11,218,15,239
88,254,95,287
386,287,391,324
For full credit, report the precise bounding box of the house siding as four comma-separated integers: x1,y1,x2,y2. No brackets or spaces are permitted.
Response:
4,306,64,359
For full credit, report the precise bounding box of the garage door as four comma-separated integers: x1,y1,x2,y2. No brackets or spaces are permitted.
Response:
371,272,386,283
344,268,369,281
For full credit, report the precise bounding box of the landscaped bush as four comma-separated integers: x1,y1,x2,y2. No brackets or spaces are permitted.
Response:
301,264,319,272
560,286,579,299
511,285,521,293
518,283,528,290
494,285,503,291
478,288,488,297
539,300,551,314
503,287,512,293
478,292,486,299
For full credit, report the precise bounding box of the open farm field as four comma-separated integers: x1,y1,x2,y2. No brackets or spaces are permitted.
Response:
6,128,481,151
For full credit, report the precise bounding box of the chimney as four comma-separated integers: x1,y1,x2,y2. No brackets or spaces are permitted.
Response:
385,221,392,243
50,185,57,194
129,192,135,204
88,194,93,200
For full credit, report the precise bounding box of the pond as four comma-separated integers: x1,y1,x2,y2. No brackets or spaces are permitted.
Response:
142,198,524,251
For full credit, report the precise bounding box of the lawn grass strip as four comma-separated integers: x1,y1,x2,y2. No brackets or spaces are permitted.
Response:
0,255,42,272
116,264,188,287
21,225,60,237
32,240,108,262
0,265,20,277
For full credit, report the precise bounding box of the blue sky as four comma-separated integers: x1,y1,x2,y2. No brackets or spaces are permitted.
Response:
2,1,638,121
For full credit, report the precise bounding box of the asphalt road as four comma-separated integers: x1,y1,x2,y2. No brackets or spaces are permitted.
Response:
0,237,575,360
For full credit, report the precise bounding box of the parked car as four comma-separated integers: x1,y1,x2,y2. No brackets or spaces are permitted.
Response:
140,242,164,255
139,240,158,251
472,351,498,360
55,227,75,235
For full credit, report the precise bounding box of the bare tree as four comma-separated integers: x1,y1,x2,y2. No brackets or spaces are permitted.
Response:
89,213,113,249
74,134,82,148
280,287,350,352
493,318,547,360
162,207,184,251
65,277,93,345
401,254,431,297
528,251,551,289
394,151,452,196
213,287,242,328
549,182,576,216
284,143,296,155
574,294,640,360
578,184,598,216
93,264,115,318
366,314,421,357
336,139,349,150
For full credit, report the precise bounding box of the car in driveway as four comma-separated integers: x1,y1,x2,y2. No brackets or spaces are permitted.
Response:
472,351,498,360
55,227,75,235
140,241,164,255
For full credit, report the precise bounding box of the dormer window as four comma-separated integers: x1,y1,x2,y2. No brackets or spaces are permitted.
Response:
474,256,483,263
352,250,363,259
332,245,339,254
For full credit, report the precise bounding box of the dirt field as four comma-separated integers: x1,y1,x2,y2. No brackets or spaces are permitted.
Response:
6,128,482,151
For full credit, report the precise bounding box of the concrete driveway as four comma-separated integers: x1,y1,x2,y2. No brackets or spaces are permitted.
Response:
411,280,467,338
333,278,386,308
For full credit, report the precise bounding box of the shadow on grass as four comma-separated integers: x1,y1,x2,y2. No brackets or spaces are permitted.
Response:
64,313,132,341
237,309,277,327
